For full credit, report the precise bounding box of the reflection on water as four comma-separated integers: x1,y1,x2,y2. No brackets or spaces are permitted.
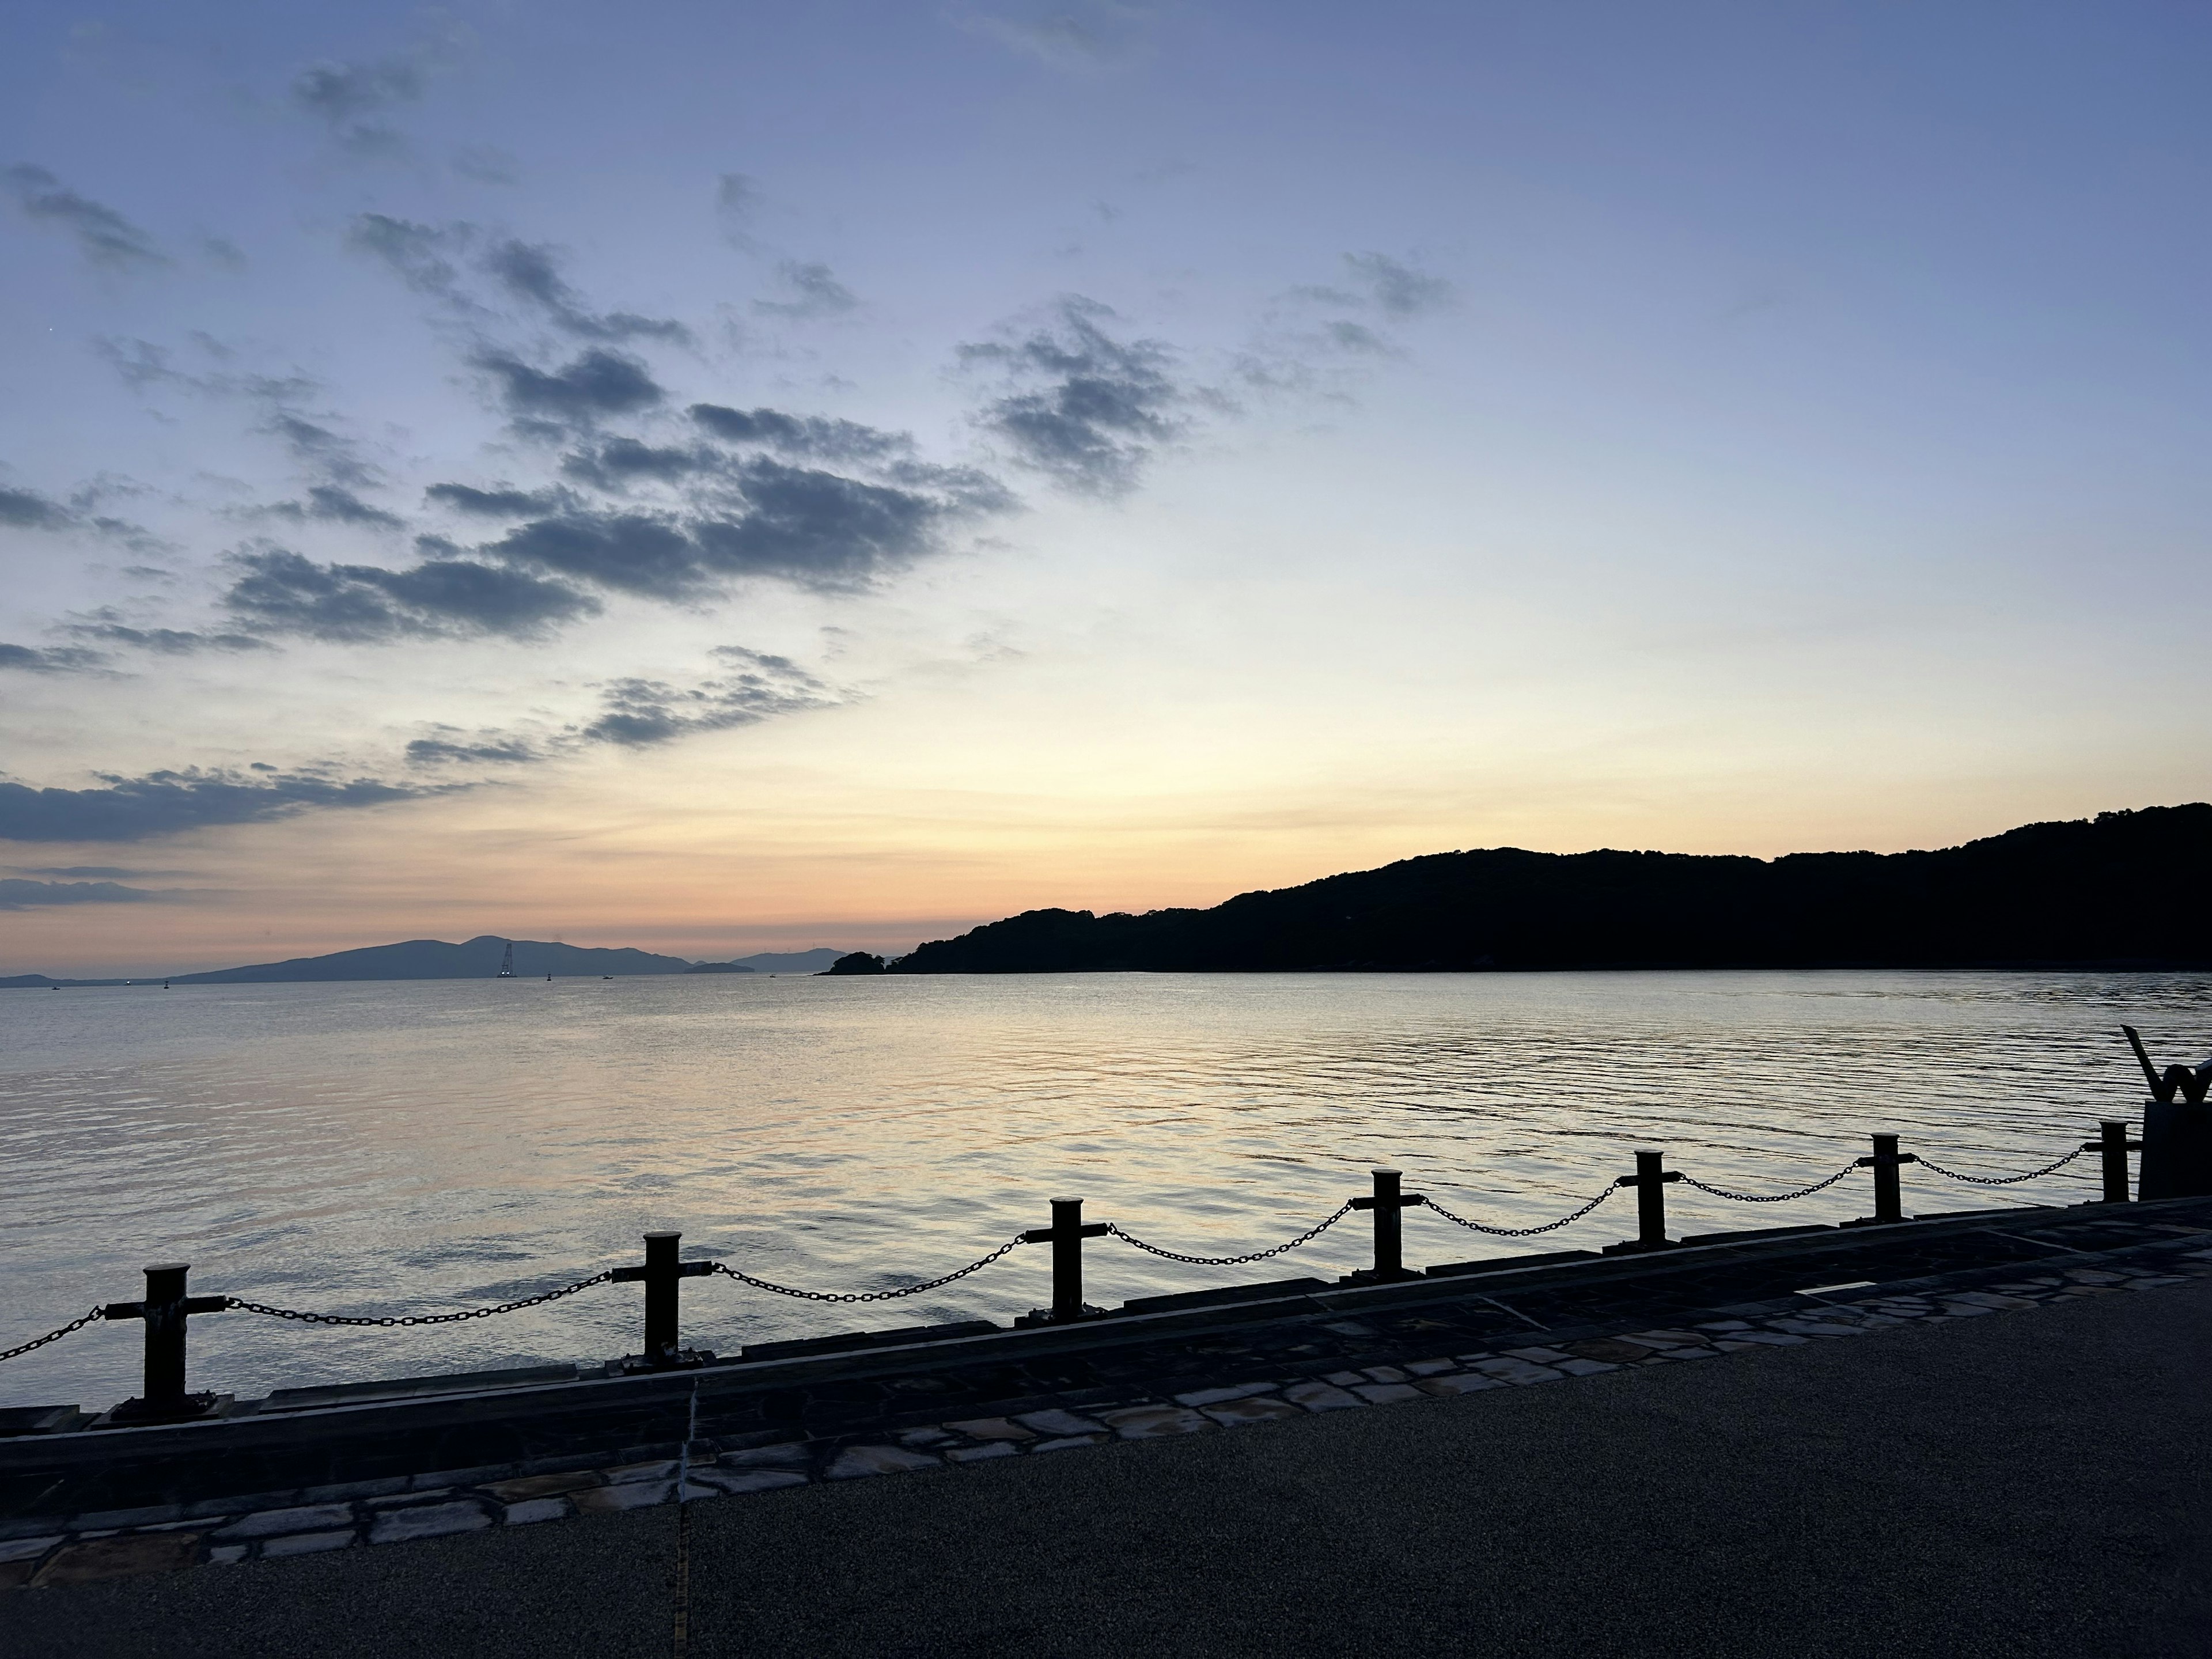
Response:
2,969,2202,1408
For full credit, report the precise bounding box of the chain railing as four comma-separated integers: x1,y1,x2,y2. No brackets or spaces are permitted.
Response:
226,1270,616,1327
1914,1146,2088,1186
0,1307,104,1366
1106,1201,1355,1266
1675,1164,1862,1203
0,1115,2151,1413
1420,1184,1620,1237
710,1236,1028,1304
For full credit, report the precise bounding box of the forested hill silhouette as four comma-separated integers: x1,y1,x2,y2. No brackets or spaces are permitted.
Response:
895,805,2212,974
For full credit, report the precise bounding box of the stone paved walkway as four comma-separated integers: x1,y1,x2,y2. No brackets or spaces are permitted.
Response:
4,1256,2208,1657
3,1196,2210,1597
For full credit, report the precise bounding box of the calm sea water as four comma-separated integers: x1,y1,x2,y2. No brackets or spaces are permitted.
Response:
2,969,2203,1410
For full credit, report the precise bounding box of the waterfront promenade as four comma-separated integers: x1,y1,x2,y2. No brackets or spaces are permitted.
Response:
4,1206,2208,1656
5,1275,2206,1656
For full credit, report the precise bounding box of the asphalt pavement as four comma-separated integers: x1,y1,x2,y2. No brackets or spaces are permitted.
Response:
7,1278,2208,1658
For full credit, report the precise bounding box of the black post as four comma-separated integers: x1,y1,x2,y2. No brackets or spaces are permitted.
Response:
142,1263,190,1404
644,1232,680,1359
1371,1169,1403,1275
1050,1198,1086,1322
2084,1121,2141,1203
1608,1150,1680,1252
1855,1134,1918,1224
1635,1151,1668,1246
1019,1198,1110,1322
101,1262,229,1420
1345,1168,1426,1280
610,1230,716,1366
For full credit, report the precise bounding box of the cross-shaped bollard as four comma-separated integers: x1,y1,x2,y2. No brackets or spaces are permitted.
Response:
1611,1150,1681,1252
2082,1120,2142,1203
609,1232,717,1367
1855,1133,1920,1225
1020,1198,1109,1323
102,1263,229,1421
1349,1168,1425,1280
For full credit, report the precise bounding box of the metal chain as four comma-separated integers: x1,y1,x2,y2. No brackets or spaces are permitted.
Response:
1107,1201,1356,1266
1914,1146,2088,1186
710,1236,1028,1304
1675,1163,1862,1203
226,1270,615,1327
1420,1184,1619,1237
24,1142,2105,1344
0,1307,104,1365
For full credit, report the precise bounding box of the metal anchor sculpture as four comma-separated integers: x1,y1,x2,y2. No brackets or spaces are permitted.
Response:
2122,1025,2212,1105
2126,1026,2212,1200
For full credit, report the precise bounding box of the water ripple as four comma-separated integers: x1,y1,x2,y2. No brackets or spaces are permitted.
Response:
0,969,2190,1407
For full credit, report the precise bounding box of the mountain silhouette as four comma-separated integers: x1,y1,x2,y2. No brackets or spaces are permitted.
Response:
2,942,855,988
894,805,2212,974
171,937,694,983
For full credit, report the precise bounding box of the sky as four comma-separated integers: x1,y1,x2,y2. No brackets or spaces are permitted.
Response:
3,2,2209,976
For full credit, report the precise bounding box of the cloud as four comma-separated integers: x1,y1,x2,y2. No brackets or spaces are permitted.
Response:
558,439,711,493
349,217,689,342
10,865,183,878
483,238,692,343
3,164,168,271
479,454,1003,600
0,642,107,674
959,296,1183,495
85,336,378,498
222,546,599,641
957,3,1153,70
90,336,173,391
1341,252,1453,317
0,767,446,843
62,620,273,656
0,877,172,910
687,404,912,463
1,485,76,531
688,459,968,587
480,512,700,597
1321,319,1392,354
582,651,836,747
289,24,466,157
0,480,172,556
90,335,285,397
715,175,760,213
753,260,858,319
404,734,541,766
475,348,665,426
715,173,762,248
263,412,380,489
264,483,407,529
291,57,426,123
423,483,568,518
399,645,835,762
452,145,518,185
1237,251,1455,394
346,213,469,296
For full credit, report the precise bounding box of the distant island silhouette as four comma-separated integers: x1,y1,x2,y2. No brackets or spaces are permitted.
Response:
892,804,2212,974
13,806,2209,988
1,942,849,990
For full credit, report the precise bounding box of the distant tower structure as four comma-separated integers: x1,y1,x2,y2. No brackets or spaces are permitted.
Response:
497,941,516,978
